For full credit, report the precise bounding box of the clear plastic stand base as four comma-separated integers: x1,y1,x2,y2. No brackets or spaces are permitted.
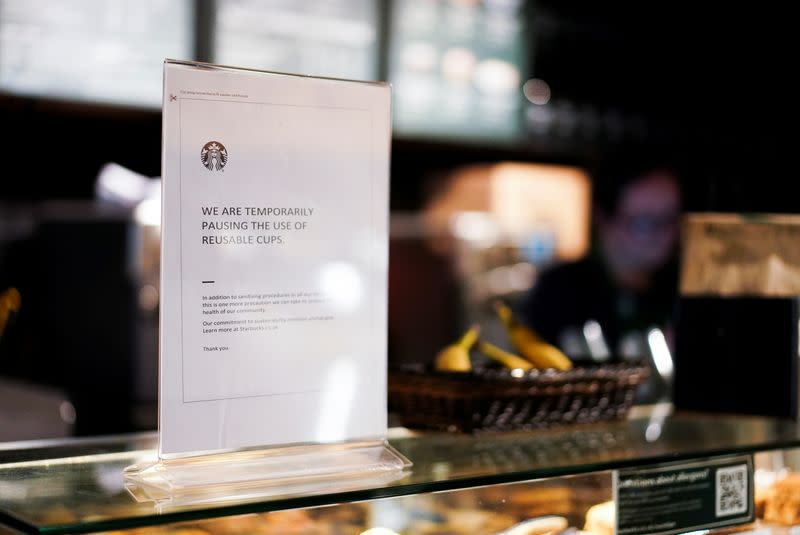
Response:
123,441,411,510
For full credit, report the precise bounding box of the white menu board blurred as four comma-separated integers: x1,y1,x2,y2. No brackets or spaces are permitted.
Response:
214,0,378,81
160,60,390,457
389,0,527,141
0,0,193,107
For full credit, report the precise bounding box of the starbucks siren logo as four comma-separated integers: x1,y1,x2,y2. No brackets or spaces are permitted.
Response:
201,141,228,171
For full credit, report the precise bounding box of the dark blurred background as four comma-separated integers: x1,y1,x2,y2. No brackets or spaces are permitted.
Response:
0,0,796,439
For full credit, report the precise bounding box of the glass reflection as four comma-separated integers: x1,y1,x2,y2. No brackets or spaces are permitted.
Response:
320,262,364,313
315,358,357,442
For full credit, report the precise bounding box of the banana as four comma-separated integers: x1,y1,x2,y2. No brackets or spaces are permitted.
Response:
0,287,21,338
434,324,479,372
494,301,573,371
477,340,534,371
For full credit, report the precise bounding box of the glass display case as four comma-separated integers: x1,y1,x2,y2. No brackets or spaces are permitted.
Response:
3,412,800,534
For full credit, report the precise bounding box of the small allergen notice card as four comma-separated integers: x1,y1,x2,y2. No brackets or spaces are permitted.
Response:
159,60,390,457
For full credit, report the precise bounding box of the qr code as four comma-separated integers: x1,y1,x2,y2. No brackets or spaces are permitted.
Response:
716,464,749,517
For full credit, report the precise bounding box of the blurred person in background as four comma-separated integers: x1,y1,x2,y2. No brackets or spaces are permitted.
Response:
521,154,682,363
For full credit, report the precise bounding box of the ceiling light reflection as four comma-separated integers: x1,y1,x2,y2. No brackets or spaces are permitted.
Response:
523,78,551,105
320,262,363,313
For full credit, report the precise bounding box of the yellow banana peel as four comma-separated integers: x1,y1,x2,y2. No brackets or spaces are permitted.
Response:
1,288,21,311
513,332,573,371
434,324,480,372
494,300,573,371
0,287,21,338
477,340,533,371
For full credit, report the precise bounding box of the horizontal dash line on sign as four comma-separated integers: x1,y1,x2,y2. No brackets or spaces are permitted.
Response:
201,280,215,284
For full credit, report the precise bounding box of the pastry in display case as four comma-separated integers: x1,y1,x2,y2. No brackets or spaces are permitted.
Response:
583,501,614,535
758,473,800,527
5,415,800,534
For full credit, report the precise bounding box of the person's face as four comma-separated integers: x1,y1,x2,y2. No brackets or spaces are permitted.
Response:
601,171,681,272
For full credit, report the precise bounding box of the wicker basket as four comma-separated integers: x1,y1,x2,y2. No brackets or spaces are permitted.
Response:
388,363,649,432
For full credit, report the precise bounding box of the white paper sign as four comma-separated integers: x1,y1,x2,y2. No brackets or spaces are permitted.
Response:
160,60,390,457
